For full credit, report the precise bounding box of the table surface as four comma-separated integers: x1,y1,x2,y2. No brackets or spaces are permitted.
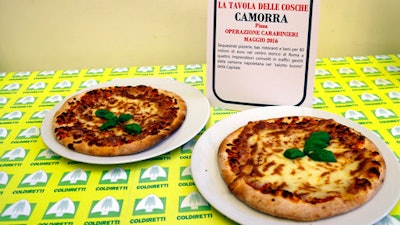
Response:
0,54,399,224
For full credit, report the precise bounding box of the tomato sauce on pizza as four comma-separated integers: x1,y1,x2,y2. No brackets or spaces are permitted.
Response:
53,85,187,156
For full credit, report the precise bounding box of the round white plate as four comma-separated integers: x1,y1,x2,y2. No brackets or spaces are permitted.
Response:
191,106,400,225
42,78,210,164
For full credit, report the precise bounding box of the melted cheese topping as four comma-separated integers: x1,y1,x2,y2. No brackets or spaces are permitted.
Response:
247,130,359,200
229,117,383,202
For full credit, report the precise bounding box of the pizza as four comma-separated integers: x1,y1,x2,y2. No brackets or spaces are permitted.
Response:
52,85,187,156
217,116,385,221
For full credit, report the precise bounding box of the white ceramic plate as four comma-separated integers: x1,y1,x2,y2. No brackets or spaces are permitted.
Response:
42,78,210,164
191,106,400,225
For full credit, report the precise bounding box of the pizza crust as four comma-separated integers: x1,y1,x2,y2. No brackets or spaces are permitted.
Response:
228,174,379,221
218,116,386,221
218,126,244,184
52,85,187,156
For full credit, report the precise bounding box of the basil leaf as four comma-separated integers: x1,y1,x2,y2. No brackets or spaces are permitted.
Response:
308,131,330,143
283,131,336,162
304,139,329,152
96,109,117,120
99,119,117,131
284,148,305,159
125,123,142,135
304,131,330,154
118,114,133,123
308,149,337,162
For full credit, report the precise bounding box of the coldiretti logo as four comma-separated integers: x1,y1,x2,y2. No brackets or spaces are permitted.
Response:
13,72,31,78
100,167,129,184
362,66,380,75
348,80,370,89
182,139,196,152
374,78,395,88
0,171,10,188
390,126,400,139
343,110,367,120
160,65,177,72
37,70,55,77
180,166,192,180
178,192,210,212
86,68,104,75
185,64,202,71
321,80,342,90
30,109,49,120
359,93,382,102
53,80,73,89
374,55,392,61
0,97,9,106
111,67,129,73
312,97,328,109
89,196,122,218
0,199,35,221
27,81,46,90
136,66,154,73
8,72,30,80
59,168,89,185
180,139,196,160
1,147,26,161
1,110,24,120
388,91,400,101
43,197,78,219
184,75,203,84
62,69,80,76
386,65,400,73
2,82,21,92
18,170,50,187
35,148,61,161
80,79,99,89
337,67,356,76
41,94,63,105
139,165,168,182
352,56,370,63
315,68,332,77
329,57,346,63
15,126,40,139
332,94,354,104
0,127,10,140
133,194,166,215
313,97,325,105
373,108,398,119
14,96,36,105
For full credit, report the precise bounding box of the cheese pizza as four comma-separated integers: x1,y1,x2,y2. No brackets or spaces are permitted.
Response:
53,85,186,156
218,116,385,221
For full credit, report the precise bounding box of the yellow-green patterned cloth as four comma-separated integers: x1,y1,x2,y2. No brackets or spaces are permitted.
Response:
0,54,399,224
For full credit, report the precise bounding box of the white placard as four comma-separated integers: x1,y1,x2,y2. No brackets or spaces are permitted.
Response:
207,0,320,110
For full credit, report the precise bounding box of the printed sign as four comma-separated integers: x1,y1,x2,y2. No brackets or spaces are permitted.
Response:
207,0,320,109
